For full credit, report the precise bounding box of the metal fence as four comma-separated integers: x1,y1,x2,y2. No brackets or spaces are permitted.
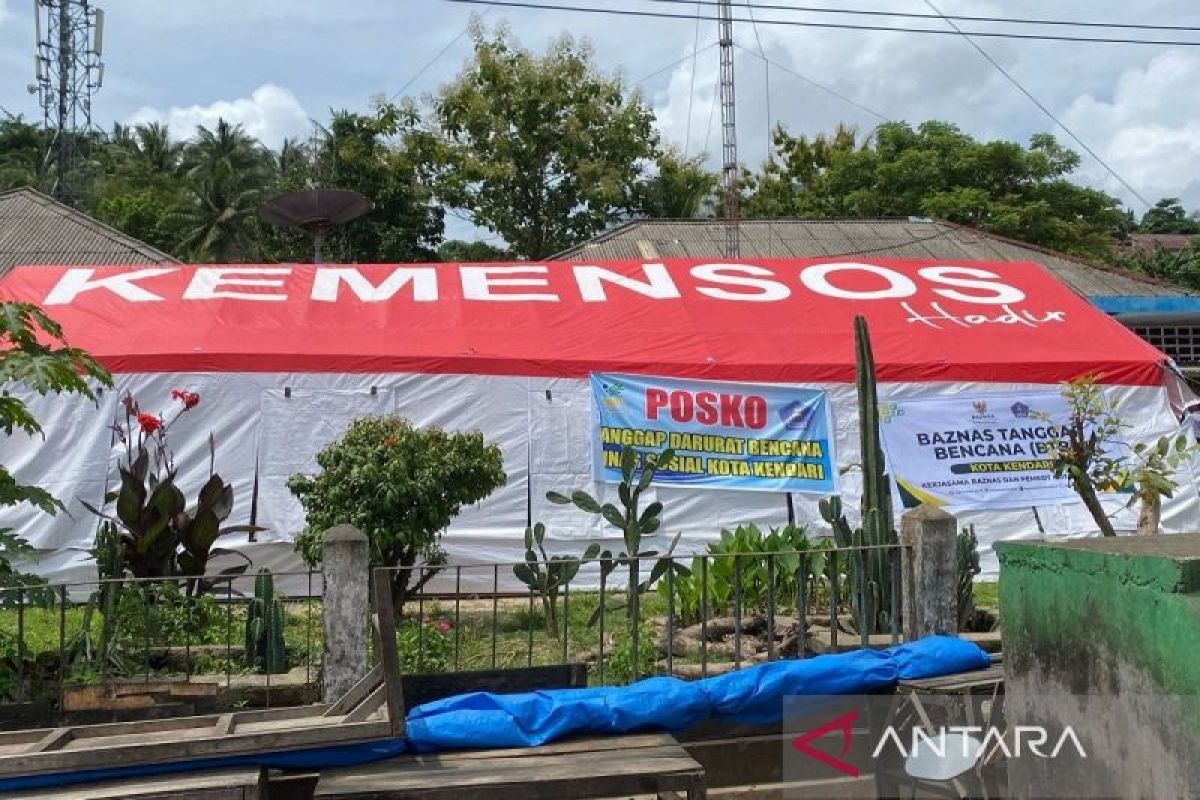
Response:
376,542,908,685
0,542,908,723
0,569,324,717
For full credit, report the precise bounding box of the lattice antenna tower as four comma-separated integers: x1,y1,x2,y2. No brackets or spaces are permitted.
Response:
717,0,739,257
30,0,105,205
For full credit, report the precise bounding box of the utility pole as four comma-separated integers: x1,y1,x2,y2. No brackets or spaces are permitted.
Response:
717,0,739,258
31,0,104,206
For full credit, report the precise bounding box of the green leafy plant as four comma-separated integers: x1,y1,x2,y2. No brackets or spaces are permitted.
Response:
244,569,286,674
819,316,898,636
548,445,688,627
0,302,109,595
396,616,453,674
82,390,255,582
513,523,599,637
956,525,981,631
1049,376,1197,536
289,416,507,616
661,523,820,626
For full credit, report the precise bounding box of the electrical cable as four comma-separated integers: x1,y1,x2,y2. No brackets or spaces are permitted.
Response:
923,0,1152,209
438,0,1200,47
635,0,1200,34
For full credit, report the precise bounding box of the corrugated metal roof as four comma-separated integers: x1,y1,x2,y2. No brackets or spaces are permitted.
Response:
0,187,178,276
556,218,1188,298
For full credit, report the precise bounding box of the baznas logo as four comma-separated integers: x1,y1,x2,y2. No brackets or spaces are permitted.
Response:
972,401,988,415
780,400,814,430
1011,402,1030,418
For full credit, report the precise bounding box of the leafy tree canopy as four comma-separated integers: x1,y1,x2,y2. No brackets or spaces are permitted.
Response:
1139,197,1200,234
420,25,660,258
288,416,506,611
742,120,1129,259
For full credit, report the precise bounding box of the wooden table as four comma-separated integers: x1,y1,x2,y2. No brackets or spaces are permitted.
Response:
314,732,707,799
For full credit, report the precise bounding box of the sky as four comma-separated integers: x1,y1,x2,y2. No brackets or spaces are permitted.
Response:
2,0,1199,241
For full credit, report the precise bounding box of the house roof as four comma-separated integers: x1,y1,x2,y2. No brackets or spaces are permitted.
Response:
0,187,177,277
556,218,1189,299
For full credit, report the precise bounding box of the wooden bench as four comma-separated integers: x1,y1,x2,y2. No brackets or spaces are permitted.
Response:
314,732,707,799
0,766,267,800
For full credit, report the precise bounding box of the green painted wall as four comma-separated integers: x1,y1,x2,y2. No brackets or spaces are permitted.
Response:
997,535,1200,797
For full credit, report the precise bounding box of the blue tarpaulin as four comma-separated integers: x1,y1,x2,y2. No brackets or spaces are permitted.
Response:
0,636,989,793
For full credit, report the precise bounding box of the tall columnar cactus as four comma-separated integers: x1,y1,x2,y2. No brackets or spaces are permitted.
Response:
819,316,899,635
244,568,286,674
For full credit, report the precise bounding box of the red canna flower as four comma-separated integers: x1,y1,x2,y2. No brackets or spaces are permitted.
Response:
435,620,452,634
384,436,397,447
137,413,163,434
171,389,200,409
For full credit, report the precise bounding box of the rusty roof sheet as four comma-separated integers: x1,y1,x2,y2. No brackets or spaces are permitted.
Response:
0,187,178,276
557,218,1188,298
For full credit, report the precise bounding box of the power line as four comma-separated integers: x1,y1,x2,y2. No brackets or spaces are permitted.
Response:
734,43,888,122
744,1,771,155
439,0,1200,47
391,5,495,101
634,41,717,84
922,0,1152,210
637,0,1200,34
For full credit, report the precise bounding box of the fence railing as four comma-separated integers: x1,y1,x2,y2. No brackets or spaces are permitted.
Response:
374,542,909,685
0,569,324,716
0,542,915,723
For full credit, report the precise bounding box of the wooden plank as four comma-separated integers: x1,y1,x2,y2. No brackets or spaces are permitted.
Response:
315,749,703,799
401,663,587,710
28,728,73,754
343,684,386,724
0,719,393,778
371,570,405,737
6,766,265,800
323,664,383,718
0,703,334,754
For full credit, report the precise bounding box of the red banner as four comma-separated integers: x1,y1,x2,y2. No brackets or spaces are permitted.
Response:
0,259,1165,385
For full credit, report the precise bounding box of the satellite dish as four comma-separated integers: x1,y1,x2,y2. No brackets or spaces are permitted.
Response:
258,189,373,263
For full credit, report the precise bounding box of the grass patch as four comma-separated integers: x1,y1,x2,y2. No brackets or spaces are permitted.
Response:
973,581,998,609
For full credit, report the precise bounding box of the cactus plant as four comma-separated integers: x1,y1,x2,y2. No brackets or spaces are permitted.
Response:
548,445,688,625
513,522,600,637
956,525,981,631
819,315,899,635
244,568,286,674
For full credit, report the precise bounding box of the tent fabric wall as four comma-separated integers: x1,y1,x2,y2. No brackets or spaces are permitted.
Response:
6,371,1195,588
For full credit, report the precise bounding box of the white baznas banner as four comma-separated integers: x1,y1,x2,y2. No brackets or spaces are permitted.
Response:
879,392,1090,510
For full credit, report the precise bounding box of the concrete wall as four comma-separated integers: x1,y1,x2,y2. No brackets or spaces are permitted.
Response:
997,535,1200,798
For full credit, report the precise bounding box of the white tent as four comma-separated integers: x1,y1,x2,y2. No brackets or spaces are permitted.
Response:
2,259,1195,587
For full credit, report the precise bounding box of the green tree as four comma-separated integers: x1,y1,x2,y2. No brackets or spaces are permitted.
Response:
262,105,443,263
423,26,660,258
288,416,506,613
743,120,1128,259
1139,197,1200,234
437,239,510,262
0,117,51,192
637,150,717,219
0,303,110,591
174,120,273,261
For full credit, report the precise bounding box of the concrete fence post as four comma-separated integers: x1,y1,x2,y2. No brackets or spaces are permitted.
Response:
321,524,370,702
900,505,958,640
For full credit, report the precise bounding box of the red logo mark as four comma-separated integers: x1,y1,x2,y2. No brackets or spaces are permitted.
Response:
791,709,860,778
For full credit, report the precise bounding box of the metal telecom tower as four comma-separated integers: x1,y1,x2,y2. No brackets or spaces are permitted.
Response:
717,0,739,258
31,0,105,205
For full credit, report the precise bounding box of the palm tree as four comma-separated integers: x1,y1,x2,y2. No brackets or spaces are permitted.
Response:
174,119,272,262
133,122,182,175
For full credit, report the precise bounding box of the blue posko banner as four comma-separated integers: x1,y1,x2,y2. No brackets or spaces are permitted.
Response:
590,373,836,494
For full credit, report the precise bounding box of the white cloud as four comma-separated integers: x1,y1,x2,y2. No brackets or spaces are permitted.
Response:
1063,51,1200,209
127,83,309,149
0,1,9,26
